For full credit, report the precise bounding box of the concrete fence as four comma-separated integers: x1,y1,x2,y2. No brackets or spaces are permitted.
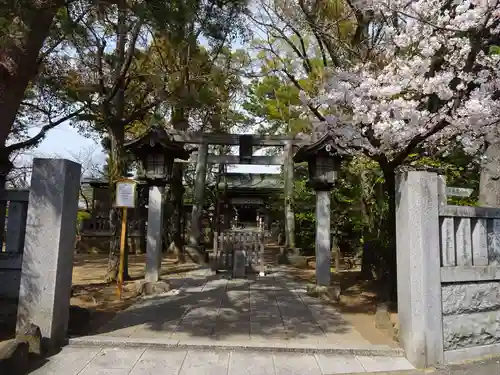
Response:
0,190,29,298
397,171,500,368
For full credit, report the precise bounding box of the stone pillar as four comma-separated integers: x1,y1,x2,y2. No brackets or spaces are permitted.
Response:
315,190,331,286
145,185,164,283
284,140,295,249
17,158,81,346
396,171,443,367
189,142,208,247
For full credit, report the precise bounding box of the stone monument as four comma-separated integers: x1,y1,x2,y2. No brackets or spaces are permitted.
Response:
16,158,81,347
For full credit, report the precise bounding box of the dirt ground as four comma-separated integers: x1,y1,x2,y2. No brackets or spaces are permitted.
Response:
69,253,202,336
284,264,399,347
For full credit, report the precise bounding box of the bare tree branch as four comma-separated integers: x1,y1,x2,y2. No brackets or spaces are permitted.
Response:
7,106,87,152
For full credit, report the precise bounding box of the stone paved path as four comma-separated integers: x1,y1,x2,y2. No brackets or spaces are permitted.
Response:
29,346,415,375
92,268,372,346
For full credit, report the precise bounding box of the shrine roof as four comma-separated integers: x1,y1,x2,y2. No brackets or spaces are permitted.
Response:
124,126,191,160
293,131,351,163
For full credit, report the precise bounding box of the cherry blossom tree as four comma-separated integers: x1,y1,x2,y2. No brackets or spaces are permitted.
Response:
300,0,500,298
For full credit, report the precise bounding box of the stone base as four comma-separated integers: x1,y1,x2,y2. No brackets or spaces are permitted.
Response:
375,303,400,342
125,280,171,297
375,303,393,330
184,245,207,264
306,284,341,302
1,323,44,373
286,255,308,268
277,248,303,265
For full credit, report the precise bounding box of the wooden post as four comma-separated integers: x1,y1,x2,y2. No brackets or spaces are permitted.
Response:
113,179,137,297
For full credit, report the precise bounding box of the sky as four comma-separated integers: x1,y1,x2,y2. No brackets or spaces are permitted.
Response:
27,120,281,175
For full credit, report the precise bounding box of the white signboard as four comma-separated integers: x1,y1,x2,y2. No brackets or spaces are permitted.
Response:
115,180,136,208
446,187,473,198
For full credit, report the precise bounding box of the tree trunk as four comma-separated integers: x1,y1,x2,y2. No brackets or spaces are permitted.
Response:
0,1,64,148
170,106,190,262
106,0,130,281
162,186,172,253
360,239,376,280
172,164,186,262
107,207,121,281
106,125,127,281
381,165,397,302
359,171,376,280
139,186,147,254
479,135,500,206
0,173,7,248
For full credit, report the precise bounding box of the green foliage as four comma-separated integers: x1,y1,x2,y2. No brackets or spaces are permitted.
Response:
489,45,500,55
407,146,480,206
292,173,316,252
268,158,383,255
243,75,310,135
76,210,91,235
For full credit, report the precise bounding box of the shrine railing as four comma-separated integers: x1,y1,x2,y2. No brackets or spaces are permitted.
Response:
212,228,267,276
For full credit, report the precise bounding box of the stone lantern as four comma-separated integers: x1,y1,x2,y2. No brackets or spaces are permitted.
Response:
124,126,190,283
125,126,190,184
293,132,349,288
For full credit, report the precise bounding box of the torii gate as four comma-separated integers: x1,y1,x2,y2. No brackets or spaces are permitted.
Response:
136,130,310,282
170,131,308,255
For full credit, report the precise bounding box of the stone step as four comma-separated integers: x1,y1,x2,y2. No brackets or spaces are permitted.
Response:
68,336,405,357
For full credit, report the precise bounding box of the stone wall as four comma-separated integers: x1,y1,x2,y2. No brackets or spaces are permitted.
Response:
439,204,500,362
442,282,500,351
396,171,500,368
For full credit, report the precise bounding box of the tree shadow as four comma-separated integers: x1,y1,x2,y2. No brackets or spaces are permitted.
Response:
88,270,356,343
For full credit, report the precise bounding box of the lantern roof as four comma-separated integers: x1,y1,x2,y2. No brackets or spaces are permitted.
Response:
124,126,191,160
293,131,350,163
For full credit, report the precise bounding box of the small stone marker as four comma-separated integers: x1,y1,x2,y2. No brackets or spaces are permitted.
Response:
233,250,246,278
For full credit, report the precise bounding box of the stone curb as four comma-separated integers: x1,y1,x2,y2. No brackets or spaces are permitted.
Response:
327,372,428,375
325,370,434,375
67,336,405,357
